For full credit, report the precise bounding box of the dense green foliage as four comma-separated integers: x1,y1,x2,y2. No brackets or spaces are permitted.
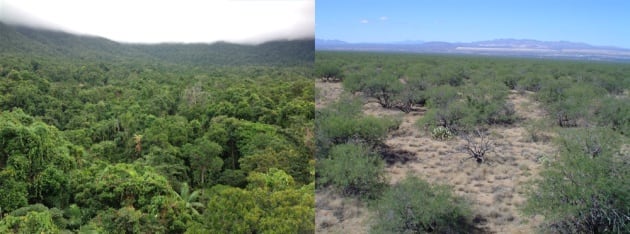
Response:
318,143,387,199
1,23,314,232
188,169,314,233
315,96,398,159
371,176,473,234
524,128,630,233
314,61,343,82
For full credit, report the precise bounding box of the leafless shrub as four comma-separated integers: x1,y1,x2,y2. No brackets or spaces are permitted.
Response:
460,129,493,164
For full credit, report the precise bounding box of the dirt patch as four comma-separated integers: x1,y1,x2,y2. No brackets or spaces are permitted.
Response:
315,188,371,234
316,81,344,109
509,90,546,121
381,92,555,233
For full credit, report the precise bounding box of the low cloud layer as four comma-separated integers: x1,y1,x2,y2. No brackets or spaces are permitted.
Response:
0,0,314,44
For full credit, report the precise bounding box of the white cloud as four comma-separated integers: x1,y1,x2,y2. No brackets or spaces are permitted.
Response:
360,19,369,24
1,0,314,44
379,16,388,21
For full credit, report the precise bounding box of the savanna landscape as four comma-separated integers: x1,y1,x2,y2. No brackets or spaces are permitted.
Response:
315,51,630,233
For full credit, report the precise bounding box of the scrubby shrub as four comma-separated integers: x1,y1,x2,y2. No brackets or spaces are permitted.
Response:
342,70,368,93
318,143,387,199
523,128,630,233
425,84,459,108
371,176,473,233
316,97,399,158
419,81,516,133
595,96,630,136
517,74,546,92
315,63,343,82
461,80,517,125
362,73,404,108
552,84,606,127
417,101,467,133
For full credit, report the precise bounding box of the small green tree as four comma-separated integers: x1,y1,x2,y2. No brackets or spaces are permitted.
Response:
371,176,473,233
315,63,344,82
318,143,387,199
316,97,399,158
362,72,403,108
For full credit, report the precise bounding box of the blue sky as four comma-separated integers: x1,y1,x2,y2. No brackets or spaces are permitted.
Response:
316,0,630,48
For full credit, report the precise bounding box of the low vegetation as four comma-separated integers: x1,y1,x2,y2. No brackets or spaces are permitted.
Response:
371,176,474,234
318,143,387,199
316,51,630,233
524,128,629,233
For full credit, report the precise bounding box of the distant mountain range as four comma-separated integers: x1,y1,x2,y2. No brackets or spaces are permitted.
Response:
0,22,314,66
316,38,630,61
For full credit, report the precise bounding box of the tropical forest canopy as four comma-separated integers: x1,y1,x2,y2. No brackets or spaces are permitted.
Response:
0,22,314,233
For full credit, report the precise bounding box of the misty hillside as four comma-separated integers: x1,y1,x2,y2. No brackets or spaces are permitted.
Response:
0,22,313,66
132,40,314,66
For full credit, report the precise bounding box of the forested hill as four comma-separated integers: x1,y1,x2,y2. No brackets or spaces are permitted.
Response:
1,21,315,232
131,39,314,67
0,22,314,66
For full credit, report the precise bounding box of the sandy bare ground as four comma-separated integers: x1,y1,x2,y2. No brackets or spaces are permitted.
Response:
316,81,344,109
315,189,372,234
316,81,555,233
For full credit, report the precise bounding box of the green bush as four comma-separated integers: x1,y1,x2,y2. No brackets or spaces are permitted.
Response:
550,83,607,127
371,176,473,233
461,80,515,125
523,128,630,233
362,72,404,108
417,100,467,133
316,98,399,158
342,71,368,93
315,63,344,82
595,96,630,136
425,84,459,108
419,81,516,133
318,143,386,199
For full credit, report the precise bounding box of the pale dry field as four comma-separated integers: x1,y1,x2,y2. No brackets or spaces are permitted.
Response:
316,81,555,233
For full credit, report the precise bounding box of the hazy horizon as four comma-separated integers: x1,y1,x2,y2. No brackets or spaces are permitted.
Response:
0,0,314,44
315,37,629,49
316,0,630,49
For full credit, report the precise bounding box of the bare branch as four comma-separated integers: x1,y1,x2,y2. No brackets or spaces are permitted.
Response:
460,129,493,164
